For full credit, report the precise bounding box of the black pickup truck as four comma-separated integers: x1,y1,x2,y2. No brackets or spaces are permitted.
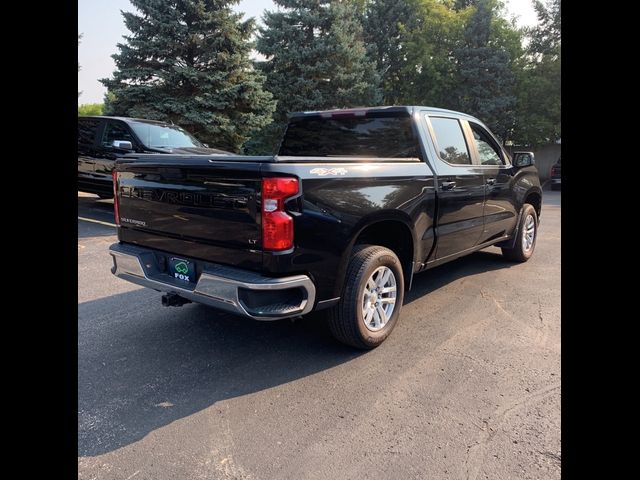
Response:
78,116,230,198
109,106,541,349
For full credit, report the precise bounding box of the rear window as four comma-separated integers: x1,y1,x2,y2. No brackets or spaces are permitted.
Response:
278,114,420,158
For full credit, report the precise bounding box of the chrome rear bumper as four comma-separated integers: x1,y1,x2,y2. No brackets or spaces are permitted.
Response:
109,243,316,320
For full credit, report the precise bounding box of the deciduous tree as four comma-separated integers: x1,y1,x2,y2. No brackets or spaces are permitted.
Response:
78,103,104,116
363,0,417,104
452,0,517,141
512,0,560,146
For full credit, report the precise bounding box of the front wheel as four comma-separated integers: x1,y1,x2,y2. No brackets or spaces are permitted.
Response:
502,204,538,262
327,245,405,349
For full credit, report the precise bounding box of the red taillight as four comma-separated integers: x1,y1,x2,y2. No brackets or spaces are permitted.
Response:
112,169,120,226
262,177,299,251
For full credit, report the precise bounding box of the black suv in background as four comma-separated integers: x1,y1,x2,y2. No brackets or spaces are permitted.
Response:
78,116,231,198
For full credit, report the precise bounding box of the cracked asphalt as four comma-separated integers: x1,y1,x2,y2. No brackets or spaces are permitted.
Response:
78,190,561,480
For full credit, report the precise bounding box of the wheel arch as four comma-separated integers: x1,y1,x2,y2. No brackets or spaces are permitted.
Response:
333,212,417,298
523,187,542,219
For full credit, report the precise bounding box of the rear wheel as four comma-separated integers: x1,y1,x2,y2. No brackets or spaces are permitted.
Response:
327,245,404,349
501,204,538,262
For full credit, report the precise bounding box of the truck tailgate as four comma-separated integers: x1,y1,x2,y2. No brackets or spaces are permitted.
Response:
114,156,267,270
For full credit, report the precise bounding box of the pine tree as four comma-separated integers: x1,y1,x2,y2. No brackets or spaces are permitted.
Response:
529,0,561,58
363,0,416,104
100,0,275,153
250,0,381,154
452,0,516,141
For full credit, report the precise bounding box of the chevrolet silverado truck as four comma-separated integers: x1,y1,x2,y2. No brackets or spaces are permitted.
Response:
109,106,541,349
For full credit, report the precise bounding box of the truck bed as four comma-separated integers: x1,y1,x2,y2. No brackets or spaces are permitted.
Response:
114,153,423,274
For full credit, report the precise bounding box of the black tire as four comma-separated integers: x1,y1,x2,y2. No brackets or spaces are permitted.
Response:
501,204,538,262
327,245,405,349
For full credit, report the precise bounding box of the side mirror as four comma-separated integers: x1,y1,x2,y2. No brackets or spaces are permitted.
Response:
112,140,133,150
513,151,535,167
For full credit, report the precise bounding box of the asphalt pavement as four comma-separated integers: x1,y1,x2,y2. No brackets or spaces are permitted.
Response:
78,191,561,480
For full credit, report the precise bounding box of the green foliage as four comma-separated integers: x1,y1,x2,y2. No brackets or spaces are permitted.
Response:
378,0,524,141
452,0,476,10
96,0,559,152
363,0,417,104
102,91,117,115
513,58,560,146
451,0,517,141
360,0,557,146
251,0,381,154
101,0,275,153
512,0,561,146
529,0,561,58
394,0,468,108
78,103,104,116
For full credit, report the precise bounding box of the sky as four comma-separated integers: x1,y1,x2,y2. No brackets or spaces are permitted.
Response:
78,0,538,105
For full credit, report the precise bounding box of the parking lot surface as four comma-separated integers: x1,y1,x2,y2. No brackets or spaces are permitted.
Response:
78,191,561,480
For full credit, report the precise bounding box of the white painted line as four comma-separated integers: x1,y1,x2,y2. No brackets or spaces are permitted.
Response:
78,216,117,228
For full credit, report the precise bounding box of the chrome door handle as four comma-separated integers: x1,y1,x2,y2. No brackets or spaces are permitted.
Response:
486,178,496,185
441,181,456,190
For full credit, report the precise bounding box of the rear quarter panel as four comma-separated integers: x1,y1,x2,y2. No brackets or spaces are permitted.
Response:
261,161,436,301
511,166,543,209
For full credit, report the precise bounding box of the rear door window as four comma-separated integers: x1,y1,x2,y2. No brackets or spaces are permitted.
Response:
428,117,471,165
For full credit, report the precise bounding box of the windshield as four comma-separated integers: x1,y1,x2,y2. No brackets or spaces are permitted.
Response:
129,122,204,148
279,113,420,158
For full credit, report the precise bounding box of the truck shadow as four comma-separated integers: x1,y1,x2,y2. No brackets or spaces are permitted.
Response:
405,250,513,304
78,249,513,457
78,290,361,457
